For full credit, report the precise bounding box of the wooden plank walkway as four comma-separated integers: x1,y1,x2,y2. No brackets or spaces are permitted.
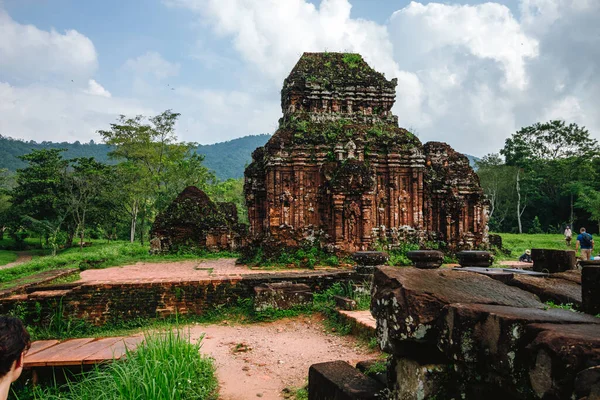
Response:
24,336,144,368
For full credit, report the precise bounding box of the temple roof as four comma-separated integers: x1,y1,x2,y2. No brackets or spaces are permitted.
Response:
283,52,396,90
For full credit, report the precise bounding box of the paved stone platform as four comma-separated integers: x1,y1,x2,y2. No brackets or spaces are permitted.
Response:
0,259,358,325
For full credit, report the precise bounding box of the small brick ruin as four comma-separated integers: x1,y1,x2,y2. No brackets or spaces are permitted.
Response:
150,186,247,253
244,52,488,253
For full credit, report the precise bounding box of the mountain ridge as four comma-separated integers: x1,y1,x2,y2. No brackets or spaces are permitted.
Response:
0,134,478,179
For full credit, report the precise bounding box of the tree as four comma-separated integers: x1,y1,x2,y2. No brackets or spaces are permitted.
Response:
475,154,517,231
99,110,214,243
501,120,599,166
64,158,112,249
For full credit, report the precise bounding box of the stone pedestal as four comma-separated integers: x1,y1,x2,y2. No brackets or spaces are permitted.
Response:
406,250,444,269
456,250,493,267
582,263,600,315
353,251,389,274
532,248,576,273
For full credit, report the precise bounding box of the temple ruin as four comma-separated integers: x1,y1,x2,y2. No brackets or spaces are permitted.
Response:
150,186,247,253
244,52,487,252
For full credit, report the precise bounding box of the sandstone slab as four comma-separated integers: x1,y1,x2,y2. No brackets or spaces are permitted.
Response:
507,274,582,307
406,250,444,269
308,360,384,400
526,323,600,399
371,266,541,353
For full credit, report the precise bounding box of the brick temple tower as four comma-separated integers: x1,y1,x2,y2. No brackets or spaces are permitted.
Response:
244,52,488,252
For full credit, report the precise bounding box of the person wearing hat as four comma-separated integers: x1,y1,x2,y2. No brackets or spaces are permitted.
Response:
519,249,532,263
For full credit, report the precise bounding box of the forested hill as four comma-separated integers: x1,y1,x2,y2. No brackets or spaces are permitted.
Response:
0,134,272,180
0,134,477,179
195,134,271,179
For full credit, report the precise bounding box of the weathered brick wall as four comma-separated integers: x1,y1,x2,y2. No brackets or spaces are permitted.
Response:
0,271,357,326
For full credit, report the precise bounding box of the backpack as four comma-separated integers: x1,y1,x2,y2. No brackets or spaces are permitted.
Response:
580,232,592,248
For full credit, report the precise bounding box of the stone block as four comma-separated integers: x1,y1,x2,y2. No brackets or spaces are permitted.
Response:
406,250,444,269
575,366,600,400
253,282,313,311
507,274,582,307
438,303,599,395
582,265,600,315
526,323,600,399
387,356,456,400
456,250,493,267
371,266,541,354
334,295,357,310
308,360,384,400
353,252,389,267
532,248,576,273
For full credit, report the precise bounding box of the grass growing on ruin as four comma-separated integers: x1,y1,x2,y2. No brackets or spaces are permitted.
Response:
495,233,574,261
0,241,239,290
13,329,217,400
0,249,18,266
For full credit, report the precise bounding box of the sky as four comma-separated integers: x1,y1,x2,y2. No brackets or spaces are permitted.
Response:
0,0,598,157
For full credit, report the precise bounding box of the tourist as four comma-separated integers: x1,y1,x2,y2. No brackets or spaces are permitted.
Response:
519,249,532,263
0,316,30,400
564,225,572,246
576,227,594,261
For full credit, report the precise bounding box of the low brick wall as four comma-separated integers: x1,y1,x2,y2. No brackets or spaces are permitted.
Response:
0,270,357,325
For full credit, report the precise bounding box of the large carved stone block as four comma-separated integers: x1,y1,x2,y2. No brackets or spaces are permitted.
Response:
582,264,600,315
308,360,384,400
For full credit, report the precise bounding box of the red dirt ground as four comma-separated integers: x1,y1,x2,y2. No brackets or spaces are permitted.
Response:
188,315,380,400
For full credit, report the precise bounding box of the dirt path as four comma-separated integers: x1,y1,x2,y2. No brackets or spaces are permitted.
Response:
187,315,379,400
0,251,33,270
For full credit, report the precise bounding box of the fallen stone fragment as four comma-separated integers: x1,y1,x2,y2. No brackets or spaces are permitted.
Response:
371,266,541,354
532,248,576,273
526,323,600,399
582,265,600,315
439,303,600,397
507,274,582,307
334,295,357,310
308,360,384,400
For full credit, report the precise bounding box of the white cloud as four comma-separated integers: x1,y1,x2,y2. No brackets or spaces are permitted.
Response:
0,82,151,142
84,79,111,98
168,0,600,156
0,9,97,82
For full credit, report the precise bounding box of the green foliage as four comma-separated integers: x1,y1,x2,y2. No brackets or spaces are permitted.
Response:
529,216,544,234
22,330,217,400
386,242,420,266
544,301,576,311
364,359,387,375
0,249,17,266
494,233,572,261
342,53,363,69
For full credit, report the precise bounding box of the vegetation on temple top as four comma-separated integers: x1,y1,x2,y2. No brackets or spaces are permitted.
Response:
284,52,396,90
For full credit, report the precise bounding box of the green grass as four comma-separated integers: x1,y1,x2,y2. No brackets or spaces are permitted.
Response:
12,329,217,400
495,233,574,261
0,249,18,266
0,241,239,290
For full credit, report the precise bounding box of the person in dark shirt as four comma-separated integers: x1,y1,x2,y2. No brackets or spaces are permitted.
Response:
519,249,532,263
0,316,30,400
576,227,594,261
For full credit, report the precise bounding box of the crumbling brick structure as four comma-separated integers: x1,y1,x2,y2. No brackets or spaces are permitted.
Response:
244,52,487,252
151,186,247,253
